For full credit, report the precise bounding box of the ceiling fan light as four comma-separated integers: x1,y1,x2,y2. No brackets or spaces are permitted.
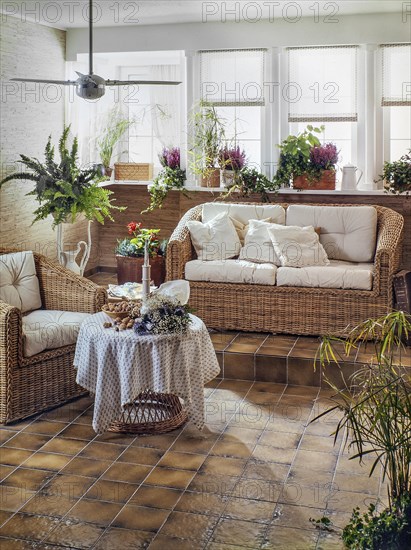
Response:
75,73,106,99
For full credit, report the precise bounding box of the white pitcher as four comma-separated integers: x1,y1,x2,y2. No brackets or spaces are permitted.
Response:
341,164,363,190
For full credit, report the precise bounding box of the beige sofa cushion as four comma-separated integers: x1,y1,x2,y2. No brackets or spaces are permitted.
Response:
276,260,374,290
0,251,42,313
202,202,286,225
22,310,90,358
267,224,330,268
239,220,283,265
187,212,241,261
185,259,277,285
286,205,378,263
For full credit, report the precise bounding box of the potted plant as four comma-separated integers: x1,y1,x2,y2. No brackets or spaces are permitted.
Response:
97,107,134,177
274,125,339,190
189,102,226,188
375,151,411,195
220,166,279,203
219,145,247,187
0,125,124,275
143,147,187,213
312,311,411,548
115,221,167,286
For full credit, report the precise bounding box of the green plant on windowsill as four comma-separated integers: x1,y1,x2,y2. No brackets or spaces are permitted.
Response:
142,147,187,213
220,166,280,203
0,125,124,227
97,106,135,177
311,310,411,549
274,125,324,187
375,151,411,195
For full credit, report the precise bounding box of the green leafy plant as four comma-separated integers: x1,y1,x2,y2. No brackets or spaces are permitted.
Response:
342,497,411,549
189,102,226,182
97,107,134,173
143,147,187,213
220,166,279,202
274,125,325,187
0,126,124,227
312,310,411,549
375,151,411,195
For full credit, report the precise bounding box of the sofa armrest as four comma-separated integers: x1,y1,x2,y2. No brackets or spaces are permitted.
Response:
0,300,22,373
374,207,404,296
166,205,202,281
35,254,107,313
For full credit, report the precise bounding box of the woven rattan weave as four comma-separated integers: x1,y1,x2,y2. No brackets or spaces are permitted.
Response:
109,390,188,434
166,203,404,336
0,249,107,424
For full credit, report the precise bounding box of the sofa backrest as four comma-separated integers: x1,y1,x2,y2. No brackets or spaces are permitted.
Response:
202,202,286,225
286,205,378,263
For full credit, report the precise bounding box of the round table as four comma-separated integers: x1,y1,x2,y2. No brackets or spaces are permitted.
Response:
74,312,220,434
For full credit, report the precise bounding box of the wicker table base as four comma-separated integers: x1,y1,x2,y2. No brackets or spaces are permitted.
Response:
109,389,188,434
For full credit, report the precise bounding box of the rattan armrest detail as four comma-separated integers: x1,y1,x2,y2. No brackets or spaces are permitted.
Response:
166,205,202,281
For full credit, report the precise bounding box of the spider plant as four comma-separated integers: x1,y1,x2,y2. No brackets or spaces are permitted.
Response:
97,107,134,174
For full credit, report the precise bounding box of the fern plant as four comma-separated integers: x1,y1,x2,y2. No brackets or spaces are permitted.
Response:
0,126,125,227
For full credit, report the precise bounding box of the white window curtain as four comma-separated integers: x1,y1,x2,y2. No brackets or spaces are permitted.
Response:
287,45,358,122
199,49,266,106
381,43,411,106
149,65,181,147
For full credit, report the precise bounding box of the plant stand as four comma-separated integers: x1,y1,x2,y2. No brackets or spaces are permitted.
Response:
56,220,92,277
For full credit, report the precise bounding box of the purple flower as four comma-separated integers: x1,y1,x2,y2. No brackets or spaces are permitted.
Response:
159,147,180,169
219,146,247,171
310,143,339,170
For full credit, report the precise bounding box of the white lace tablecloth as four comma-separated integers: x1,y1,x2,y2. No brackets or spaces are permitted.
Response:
74,312,220,433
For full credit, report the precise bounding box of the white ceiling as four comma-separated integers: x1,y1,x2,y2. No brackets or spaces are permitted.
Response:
0,0,405,29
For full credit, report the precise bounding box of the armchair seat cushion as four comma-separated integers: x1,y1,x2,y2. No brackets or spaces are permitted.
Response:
22,310,91,358
185,259,277,285
276,260,374,290
0,251,42,313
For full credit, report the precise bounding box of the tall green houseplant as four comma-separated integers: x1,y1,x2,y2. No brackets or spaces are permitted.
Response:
97,107,134,176
0,126,125,275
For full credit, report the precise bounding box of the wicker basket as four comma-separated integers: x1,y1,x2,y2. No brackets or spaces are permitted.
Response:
114,163,153,181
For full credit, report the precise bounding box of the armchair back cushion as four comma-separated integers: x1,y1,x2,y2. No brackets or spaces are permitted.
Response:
286,205,377,263
0,251,42,313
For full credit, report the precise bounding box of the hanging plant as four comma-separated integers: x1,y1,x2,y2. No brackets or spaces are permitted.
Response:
142,147,187,213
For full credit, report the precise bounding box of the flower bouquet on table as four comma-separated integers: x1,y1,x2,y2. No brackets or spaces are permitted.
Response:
143,147,187,213
134,280,192,336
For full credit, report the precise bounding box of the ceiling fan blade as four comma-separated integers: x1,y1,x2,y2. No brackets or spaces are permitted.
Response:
105,80,182,86
11,78,76,85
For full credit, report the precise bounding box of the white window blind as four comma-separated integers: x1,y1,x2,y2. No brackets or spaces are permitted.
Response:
381,43,411,106
287,45,358,122
199,49,266,106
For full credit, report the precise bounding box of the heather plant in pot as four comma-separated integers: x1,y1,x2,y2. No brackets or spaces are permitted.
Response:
115,221,167,286
219,145,247,187
143,147,187,213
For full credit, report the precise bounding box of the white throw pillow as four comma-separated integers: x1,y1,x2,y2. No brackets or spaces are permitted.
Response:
187,212,241,261
0,251,42,313
230,217,271,245
267,224,330,268
239,219,282,266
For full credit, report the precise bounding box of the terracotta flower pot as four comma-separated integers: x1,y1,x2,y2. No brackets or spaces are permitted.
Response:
116,255,166,287
201,168,221,188
293,170,336,190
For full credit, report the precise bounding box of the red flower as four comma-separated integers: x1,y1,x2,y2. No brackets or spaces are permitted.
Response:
127,222,137,234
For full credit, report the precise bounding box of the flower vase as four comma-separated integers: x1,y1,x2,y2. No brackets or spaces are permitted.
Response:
56,220,92,277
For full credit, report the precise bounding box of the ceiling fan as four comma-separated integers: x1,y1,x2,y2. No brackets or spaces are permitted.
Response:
11,0,181,100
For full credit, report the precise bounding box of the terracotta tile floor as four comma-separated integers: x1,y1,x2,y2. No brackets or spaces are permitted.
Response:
0,382,388,549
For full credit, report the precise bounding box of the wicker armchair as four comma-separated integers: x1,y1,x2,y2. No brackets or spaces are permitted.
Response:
0,249,107,424
166,203,404,336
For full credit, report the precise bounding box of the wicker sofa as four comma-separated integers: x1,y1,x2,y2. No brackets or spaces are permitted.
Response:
0,248,107,424
166,202,404,336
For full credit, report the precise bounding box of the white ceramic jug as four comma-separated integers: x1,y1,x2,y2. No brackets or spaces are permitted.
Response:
341,164,363,190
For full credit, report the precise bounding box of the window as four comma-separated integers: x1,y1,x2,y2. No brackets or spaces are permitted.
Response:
381,44,411,162
198,49,266,168
287,46,359,177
